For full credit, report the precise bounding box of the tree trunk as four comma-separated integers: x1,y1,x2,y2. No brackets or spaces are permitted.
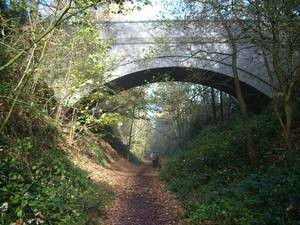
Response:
283,82,295,150
128,120,134,149
220,91,224,121
55,104,62,121
232,44,257,164
261,47,295,150
69,107,76,141
128,107,136,159
228,94,232,120
211,87,217,123
207,0,257,164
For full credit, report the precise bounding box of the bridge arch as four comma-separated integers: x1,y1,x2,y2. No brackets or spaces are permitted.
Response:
97,20,275,111
106,65,271,111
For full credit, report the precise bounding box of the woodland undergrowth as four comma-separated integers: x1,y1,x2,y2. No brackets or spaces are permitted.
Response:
0,81,114,225
160,108,300,225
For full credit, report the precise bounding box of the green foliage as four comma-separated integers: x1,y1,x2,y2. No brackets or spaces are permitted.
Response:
160,110,300,225
0,122,113,224
187,163,300,225
77,112,125,130
0,82,113,224
40,10,113,104
72,89,126,134
0,3,122,224
190,197,255,225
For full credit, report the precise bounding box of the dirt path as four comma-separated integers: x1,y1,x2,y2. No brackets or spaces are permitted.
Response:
106,160,185,225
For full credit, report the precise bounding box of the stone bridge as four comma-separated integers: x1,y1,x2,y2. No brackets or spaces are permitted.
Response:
98,20,273,109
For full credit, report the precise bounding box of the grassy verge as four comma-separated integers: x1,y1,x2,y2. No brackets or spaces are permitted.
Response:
160,110,300,225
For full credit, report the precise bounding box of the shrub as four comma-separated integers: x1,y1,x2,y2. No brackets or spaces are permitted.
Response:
160,110,300,225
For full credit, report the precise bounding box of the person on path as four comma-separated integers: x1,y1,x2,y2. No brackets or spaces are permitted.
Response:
150,151,155,168
154,151,160,168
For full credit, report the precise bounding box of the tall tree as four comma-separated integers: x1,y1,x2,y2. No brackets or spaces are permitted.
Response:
184,0,257,163
231,0,300,149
